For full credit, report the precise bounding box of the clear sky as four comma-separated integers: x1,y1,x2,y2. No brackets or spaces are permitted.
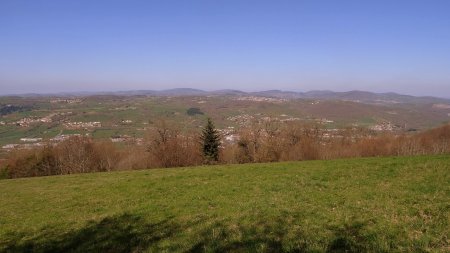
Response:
1,0,450,97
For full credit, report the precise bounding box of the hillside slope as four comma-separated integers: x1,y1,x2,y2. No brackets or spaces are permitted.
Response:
0,155,449,252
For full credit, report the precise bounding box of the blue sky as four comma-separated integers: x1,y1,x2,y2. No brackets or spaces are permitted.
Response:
1,0,450,97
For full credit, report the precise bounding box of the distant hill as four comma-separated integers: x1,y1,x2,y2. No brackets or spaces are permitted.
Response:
85,88,207,97
251,90,450,104
3,88,450,105
299,90,450,104
209,89,247,96
251,90,303,99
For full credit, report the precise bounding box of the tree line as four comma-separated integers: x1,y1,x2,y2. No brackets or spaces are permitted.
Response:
1,118,449,179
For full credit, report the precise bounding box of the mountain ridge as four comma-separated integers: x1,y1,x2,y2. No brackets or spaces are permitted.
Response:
2,88,449,104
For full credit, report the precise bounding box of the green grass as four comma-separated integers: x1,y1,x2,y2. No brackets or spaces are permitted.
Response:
0,155,449,252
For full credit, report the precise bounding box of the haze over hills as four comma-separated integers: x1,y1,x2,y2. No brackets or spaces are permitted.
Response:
4,88,450,105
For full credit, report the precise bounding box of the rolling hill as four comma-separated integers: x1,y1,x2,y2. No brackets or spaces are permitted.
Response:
3,89,450,105
1,89,450,156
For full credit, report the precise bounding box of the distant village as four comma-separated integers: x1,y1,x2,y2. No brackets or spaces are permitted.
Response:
0,104,408,153
1,113,402,152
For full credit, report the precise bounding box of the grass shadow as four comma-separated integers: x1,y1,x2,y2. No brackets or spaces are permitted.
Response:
1,215,390,253
326,221,383,253
186,218,309,253
1,213,180,253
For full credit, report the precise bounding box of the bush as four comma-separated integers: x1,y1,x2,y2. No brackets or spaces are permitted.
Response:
0,166,9,179
2,122,450,179
146,121,202,168
187,107,204,116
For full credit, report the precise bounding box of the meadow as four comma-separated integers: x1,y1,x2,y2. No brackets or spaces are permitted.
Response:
0,155,448,252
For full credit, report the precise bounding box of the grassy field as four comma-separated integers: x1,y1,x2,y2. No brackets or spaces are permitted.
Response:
0,155,449,252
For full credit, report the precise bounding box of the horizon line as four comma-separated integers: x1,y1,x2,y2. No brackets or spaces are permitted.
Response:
1,88,450,100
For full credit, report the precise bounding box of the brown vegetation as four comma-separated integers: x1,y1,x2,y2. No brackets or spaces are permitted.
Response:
146,121,202,168
1,123,449,179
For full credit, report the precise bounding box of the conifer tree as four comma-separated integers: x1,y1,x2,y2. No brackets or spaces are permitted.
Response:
200,118,221,162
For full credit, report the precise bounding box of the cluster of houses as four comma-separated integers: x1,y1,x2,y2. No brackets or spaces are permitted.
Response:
5,112,101,130
226,114,254,126
14,117,50,127
369,121,396,131
1,134,85,151
50,98,82,104
63,121,101,129
216,127,238,143
5,112,74,127
234,96,287,103
110,135,144,145
226,113,333,126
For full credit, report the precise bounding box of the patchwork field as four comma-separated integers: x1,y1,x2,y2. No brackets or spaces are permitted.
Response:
2,94,450,155
0,155,449,252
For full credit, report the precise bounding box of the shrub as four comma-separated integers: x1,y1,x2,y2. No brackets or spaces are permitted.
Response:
0,166,9,179
2,122,450,179
187,107,204,116
146,120,202,168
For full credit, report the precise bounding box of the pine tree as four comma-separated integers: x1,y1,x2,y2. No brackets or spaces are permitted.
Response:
200,118,221,162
